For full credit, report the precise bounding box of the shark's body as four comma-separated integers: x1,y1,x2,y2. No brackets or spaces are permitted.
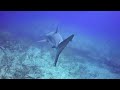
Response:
38,27,63,48
46,29,63,48
38,27,74,66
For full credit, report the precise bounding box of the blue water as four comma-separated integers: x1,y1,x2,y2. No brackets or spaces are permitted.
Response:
0,11,120,79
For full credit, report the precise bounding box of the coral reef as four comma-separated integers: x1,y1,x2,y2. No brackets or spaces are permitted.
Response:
0,31,120,79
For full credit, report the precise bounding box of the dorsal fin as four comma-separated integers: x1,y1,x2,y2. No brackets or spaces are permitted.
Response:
55,25,59,33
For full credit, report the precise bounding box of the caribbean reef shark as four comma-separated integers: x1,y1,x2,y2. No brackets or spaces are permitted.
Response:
38,26,74,66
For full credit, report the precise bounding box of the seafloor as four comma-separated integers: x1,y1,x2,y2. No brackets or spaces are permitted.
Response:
0,31,120,79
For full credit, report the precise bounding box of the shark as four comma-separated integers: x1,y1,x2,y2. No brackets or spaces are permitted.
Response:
37,26,74,66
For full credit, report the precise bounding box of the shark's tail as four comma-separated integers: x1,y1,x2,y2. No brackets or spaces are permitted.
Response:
54,34,74,66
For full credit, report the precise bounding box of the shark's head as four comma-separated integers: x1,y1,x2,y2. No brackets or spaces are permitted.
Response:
46,27,63,48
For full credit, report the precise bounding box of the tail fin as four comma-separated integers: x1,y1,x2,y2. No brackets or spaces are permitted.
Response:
54,34,74,66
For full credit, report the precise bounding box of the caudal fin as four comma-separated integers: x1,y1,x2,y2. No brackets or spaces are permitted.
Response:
54,34,74,66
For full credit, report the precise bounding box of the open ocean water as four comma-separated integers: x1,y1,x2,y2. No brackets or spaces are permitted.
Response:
0,11,120,79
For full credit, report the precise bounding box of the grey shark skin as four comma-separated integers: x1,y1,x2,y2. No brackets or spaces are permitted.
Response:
54,34,74,66
38,27,74,66
38,26,63,48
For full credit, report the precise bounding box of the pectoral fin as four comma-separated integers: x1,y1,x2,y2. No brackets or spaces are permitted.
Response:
37,39,47,43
